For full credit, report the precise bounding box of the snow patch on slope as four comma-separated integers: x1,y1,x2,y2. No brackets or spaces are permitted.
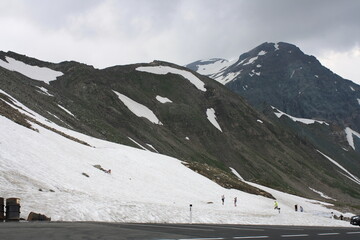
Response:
156,95,172,104
249,69,261,77
242,50,267,66
206,108,222,132
309,187,336,201
0,56,63,84
128,137,149,151
136,66,206,92
230,167,244,181
317,150,360,185
243,56,258,65
0,89,45,122
274,42,280,51
345,127,360,150
146,143,159,153
36,86,53,96
272,106,329,125
196,58,236,77
113,90,163,125
214,71,242,84
258,50,267,56
57,104,75,117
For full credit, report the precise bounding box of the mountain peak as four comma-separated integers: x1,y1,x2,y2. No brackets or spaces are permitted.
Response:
187,41,360,133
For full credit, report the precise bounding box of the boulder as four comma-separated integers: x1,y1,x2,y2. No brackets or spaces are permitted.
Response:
27,212,51,221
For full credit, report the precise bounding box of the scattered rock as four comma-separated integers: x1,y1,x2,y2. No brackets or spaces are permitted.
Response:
27,212,51,221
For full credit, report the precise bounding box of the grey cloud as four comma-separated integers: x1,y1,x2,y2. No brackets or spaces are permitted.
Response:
0,0,359,71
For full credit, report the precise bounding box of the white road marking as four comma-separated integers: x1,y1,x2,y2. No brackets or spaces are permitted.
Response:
196,225,265,232
281,234,309,238
178,238,224,240
317,233,339,236
260,226,305,231
122,223,214,232
346,231,360,234
233,236,269,239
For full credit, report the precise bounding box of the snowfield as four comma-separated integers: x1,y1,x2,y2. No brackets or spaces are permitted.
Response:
0,91,356,227
0,56,63,84
136,65,206,92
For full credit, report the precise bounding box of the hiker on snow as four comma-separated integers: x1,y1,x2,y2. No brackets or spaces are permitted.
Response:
274,201,280,213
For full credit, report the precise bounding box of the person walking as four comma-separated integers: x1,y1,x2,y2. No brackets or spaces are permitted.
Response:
234,197,237,207
274,201,280,213
221,195,225,205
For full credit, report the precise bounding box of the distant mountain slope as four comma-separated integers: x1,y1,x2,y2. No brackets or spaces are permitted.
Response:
1,51,360,211
186,42,360,134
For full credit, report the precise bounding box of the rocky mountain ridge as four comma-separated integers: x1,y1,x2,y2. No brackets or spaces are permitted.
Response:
186,42,360,133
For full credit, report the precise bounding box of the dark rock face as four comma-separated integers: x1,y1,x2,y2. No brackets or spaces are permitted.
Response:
234,43,359,132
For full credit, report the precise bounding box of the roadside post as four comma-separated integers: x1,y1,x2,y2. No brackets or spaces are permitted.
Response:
5,198,21,222
189,204,192,224
0,198,4,222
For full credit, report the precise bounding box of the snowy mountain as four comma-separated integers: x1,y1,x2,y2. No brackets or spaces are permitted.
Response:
186,42,360,134
186,42,360,171
1,51,360,222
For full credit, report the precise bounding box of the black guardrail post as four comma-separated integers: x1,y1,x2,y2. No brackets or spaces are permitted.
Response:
5,198,21,222
0,198,4,222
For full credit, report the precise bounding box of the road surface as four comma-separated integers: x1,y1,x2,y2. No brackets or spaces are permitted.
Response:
0,222,359,239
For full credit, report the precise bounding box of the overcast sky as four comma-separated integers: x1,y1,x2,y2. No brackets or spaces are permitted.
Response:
1,0,359,84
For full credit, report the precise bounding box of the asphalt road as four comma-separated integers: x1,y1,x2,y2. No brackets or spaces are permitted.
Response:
0,222,359,240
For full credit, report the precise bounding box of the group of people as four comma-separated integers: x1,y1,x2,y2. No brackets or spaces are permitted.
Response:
294,204,304,212
221,195,280,210
221,195,238,207
220,196,304,214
